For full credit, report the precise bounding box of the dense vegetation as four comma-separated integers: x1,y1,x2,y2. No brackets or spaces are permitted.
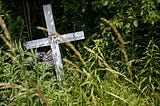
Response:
0,0,160,105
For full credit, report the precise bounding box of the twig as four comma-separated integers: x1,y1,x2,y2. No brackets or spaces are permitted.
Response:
22,0,32,40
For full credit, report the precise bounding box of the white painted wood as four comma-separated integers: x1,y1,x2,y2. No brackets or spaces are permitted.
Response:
43,4,56,36
24,31,84,49
24,4,85,82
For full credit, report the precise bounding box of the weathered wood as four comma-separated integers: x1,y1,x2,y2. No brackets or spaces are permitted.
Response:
24,31,84,49
24,4,85,82
43,4,56,36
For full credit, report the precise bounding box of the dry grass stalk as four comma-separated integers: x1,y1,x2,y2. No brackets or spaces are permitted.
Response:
2,50,19,64
0,82,51,106
0,16,11,42
84,46,118,78
0,16,15,55
28,80,52,106
106,91,129,104
0,34,15,55
34,87,51,106
92,95,97,106
63,58,85,74
37,26,85,65
0,83,22,89
100,18,131,76
0,16,18,63
63,58,91,78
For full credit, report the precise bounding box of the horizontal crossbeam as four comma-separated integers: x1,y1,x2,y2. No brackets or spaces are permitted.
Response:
24,31,84,49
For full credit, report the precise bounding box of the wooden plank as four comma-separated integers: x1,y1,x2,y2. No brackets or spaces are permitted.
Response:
58,31,85,43
43,4,56,36
24,4,85,82
43,4,63,81
24,38,49,49
24,31,84,49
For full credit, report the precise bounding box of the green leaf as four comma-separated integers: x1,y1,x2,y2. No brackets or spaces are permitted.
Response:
102,1,108,6
133,20,138,27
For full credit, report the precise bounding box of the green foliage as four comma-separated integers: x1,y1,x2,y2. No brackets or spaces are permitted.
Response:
1,40,159,105
0,0,160,105
0,1,10,20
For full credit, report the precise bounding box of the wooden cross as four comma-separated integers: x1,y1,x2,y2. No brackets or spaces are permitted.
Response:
24,4,85,81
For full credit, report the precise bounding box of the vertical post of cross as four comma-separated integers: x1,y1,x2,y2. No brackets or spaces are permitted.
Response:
43,4,63,81
24,4,85,83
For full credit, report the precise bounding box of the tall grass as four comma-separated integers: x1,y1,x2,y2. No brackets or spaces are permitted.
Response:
0,16,160,106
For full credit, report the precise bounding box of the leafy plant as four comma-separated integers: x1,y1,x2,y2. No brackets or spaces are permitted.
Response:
0,0,160,105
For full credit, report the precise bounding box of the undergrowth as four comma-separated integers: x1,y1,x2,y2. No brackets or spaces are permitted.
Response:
0,14,160,106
